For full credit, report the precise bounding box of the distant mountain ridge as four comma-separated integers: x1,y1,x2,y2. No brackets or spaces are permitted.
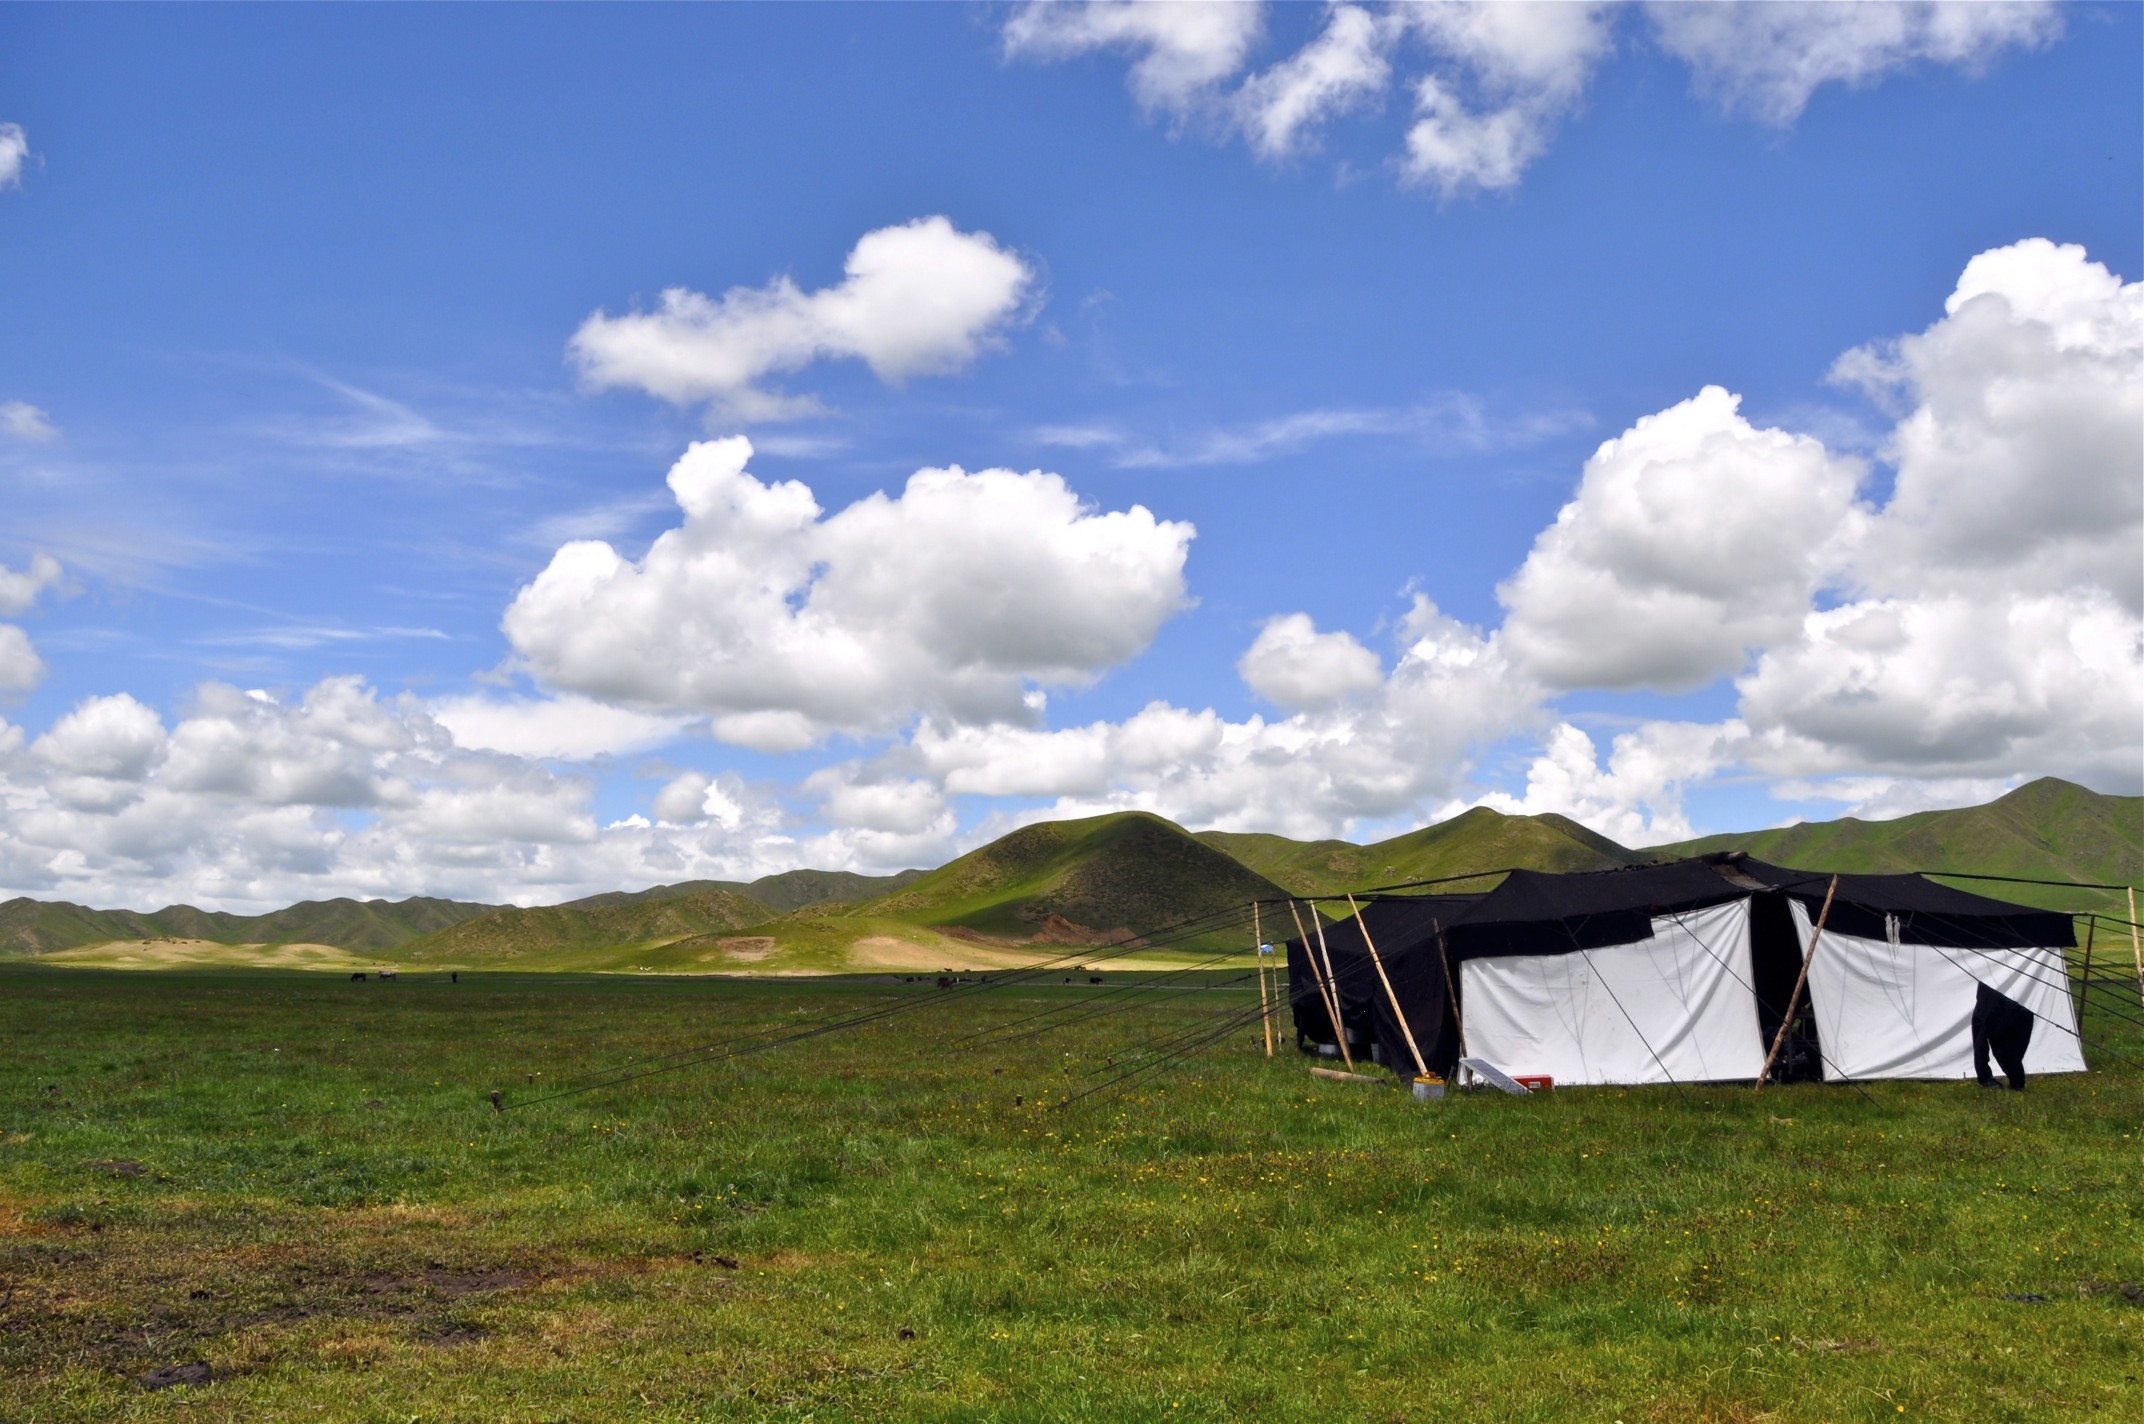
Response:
0,894,495,957
397,888,778,964
0,867,925,959
3,778,2133,965
570,868,926,916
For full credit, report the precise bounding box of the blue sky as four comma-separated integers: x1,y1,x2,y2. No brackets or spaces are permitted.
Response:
0,2,2138,911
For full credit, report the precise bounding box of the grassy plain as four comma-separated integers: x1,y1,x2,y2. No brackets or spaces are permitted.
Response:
2,963,2141,1422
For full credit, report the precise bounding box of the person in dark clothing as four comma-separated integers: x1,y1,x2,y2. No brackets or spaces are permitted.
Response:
1972,983,2034,1091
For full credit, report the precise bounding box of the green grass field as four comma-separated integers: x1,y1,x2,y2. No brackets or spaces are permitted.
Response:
3,962,2140,1422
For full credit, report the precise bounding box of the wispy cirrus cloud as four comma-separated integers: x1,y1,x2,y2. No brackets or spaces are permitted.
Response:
518,490,681,550
276,375,447,451
194,625,454,652
254,367,593,459
1030,393,1591,468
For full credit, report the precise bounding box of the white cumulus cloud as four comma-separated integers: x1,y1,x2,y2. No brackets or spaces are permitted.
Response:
1832,238,2142,610
430,693,694,761
0,677,859,910
0,123,26,188
1498,385,1865,692
1768,774,2023,823
839,594,1545,842
1,400,57,441
1396,0,1616,195
0,553,63,618
1010,3,2063,194
0,554,63,695
0,626,47,695
569,216,1035,422
1737,239,2143,789
1740,587,2140,788
33,693,169,785
502,436,1195,745
1649,0,2062,126
1465,718,1751,847
1237,612,1386,709
651,771,715,825
1003,0,1266,114
1235,3,1392,157
1499,238,2141,797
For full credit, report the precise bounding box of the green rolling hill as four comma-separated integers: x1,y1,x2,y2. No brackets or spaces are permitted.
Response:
1200,805,1642,898
395,888,777,965
1655,777,2141,915
859,811,1286,951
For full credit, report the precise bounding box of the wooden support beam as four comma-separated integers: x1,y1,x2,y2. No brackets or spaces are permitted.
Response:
1757,875,1838,1091
1349,893,1427,1079
1288,899,1347,1069
2129,887,2143,1017
1254,901,1274,1059
1434,920,1465,1059
1289,899,1355,1071
2075,914,2096,1053
1309,908,1358,1072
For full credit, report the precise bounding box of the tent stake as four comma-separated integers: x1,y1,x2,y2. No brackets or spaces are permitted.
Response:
1348,893,1428,1080
1289,899,1354,1072
1757,875,1837,1090
1255,901,1274,1058
2129,888,2143,1016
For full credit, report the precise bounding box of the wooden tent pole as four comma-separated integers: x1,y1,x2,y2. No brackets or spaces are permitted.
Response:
1309,909,1358,1072
2128,888,2143,1016
2074,915,2096,1048
1288,899,1351,1070
1757,875,1838,1091
1255,901,1274,1058
1348,893,1427,1079
1433,920,1465,1059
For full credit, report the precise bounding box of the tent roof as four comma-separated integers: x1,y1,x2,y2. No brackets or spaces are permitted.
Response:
1724,856,2075,948
1292,893,1481,959
1306,854,2075,955
1423,859,1745,958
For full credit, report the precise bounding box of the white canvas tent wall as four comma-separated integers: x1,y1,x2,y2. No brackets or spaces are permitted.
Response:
1460,901,1772,1086
1795,901,2086,1082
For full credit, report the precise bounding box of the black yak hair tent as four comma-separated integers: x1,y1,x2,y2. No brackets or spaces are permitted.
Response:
1281,854,2086,1087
